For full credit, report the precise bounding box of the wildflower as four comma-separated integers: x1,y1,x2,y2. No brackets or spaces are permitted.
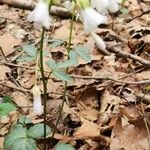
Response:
91,32,106,50
27,0,51,29
91,32,110,55
91,0,120,13
32,85,43,115
91,0,109,14
107,0,120,13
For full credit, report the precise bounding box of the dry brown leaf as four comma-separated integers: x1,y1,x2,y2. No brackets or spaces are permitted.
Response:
120,105,141,121
0,34,21,56
11,91,32,112
53,20,85,45
74,87,99,108
110,118,150,150
73,118,100,140
0,65,11,81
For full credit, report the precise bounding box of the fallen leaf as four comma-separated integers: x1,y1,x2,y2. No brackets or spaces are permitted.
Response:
0,65,11,81
110,118,150,150
0,34,21,56
73,118,100,140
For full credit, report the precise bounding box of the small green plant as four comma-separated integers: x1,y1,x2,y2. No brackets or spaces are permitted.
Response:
4,116,52,150
11,0,122,149
0,96,16,118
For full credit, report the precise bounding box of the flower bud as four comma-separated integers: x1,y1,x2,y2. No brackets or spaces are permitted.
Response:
32,85,43,115
91,32,106,50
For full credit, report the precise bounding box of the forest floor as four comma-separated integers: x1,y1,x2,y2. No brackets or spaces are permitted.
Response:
0,0,150,149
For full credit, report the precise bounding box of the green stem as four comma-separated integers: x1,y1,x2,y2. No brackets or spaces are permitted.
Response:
50,7,75,141
39,1,53,149
39,27,47,150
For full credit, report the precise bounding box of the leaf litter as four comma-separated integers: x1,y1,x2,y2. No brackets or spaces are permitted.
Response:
0,0,150,149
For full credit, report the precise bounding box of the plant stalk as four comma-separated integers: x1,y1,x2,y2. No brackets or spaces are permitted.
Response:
39,1,53,149
50,7,75,141
39,27,47,150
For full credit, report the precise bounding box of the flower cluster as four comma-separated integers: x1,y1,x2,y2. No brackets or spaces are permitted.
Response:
77,0,120,51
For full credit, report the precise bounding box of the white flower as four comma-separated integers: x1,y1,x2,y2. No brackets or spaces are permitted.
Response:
32,85,43,115
91,0,109,14
91,32,110,55
107,0,120,13
91,32,106,50
80,7,107,33
27,1,51,29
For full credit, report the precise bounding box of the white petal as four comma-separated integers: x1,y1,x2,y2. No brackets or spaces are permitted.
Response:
107,0,119,13
91,0,109,13
91,32,106,50
27,1,51,29
81,7,107,33
33,96,43,115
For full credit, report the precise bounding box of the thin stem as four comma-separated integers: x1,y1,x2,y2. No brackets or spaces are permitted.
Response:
34,53,39,85
0,46,8,62
51,6,75,141
39,1,53,149
39,27,47,150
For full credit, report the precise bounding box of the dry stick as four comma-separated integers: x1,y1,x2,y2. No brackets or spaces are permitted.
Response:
127,9,150,23
0,0,71,18
3,61,150,85
0,82,30,92
108,45,150,66
71,74,150,85
0,46,8,62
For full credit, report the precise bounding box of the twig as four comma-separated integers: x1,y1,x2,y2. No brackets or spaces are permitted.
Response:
3,62,150,85
3,61,34,69
127,9,150,23
71,74,150,85
0,46,8,62
108,45,150,66
0,0,71,18
0,82,30,92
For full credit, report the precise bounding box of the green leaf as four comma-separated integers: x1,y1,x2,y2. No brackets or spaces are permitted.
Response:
18,116,32,125
12,138,36,150
22,45,37,57
4,126,27,149
74,45,91,63
17,55,35,62
55,143,75,150
2,96,12,103
49,39,64,48
27,123,52,139
46,60,57,69
0,103,16,117
56,51,78,69
52,70,72,82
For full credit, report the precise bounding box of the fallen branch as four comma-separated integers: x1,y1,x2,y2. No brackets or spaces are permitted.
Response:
0,0,71,18
108,45,150,66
